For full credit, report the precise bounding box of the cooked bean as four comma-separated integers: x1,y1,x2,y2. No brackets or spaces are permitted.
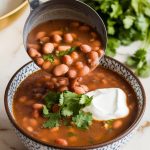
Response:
35,57,44,66
113,120,123,129
80,84,89,92
92,40,101,47
68,69,77,78
40,37,50,44
28,48,41,58
36,31,46,40
51,77,57,83
93,46,100,51
74,86,85,94
53,58,60,66
50,127,59,132
91,32,97,38
43,74,52,81
29,118,38,127
52,34,62,43
50,30,63,36
55,138,68,146
70,21,80,27
80,44,92,53
28,43,41,50
68,136,77,142
52,104,60,113
71,33,77,39
101,79,107,84
59,86,69,92
97,49,104,57
64,33,74,43
62,55,73,66
43,43,54,54
88,51,99,60
70,51,79,60
78,66,90,76
58,45,71,51
58,77,69,86
46,81,55,89
53,64,69,76
32,110,39,118
18,96,27,103
33,103,43,110
26,126,33,132
42,61,51,70
79,25,90,31
53,43,59,48
73,41,82,47
75,61,84,69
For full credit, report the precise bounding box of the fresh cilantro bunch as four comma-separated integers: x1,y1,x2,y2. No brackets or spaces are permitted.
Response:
42,91,93,129
83,0,150,77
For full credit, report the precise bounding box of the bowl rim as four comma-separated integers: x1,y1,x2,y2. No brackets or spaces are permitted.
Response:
0,0,27,20
4,56,146,150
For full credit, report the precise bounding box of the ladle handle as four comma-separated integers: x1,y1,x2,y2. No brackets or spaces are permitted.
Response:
28,0,76,10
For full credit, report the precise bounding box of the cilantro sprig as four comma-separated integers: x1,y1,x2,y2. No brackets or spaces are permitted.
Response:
43,54,54,63
42,91,93,129
56,47,76,57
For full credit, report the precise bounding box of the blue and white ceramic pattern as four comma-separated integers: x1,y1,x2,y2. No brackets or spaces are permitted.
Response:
5,56,145,150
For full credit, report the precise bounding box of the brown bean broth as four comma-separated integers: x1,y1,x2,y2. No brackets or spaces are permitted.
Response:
13,66,138,146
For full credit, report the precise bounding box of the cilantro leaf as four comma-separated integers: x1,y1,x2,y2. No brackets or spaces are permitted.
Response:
123,16,135,29
44,91,60,109
72,111,93,129
56,47,76,57
43,54,54,63
42,105,49,117
43,113,61,128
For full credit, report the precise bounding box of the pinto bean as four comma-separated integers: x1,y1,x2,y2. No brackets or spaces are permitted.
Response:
79,25,90,31
29,118,38,127
50,30,63,36
35,57,44,66
75,61,84,69
58,77,69,86
62,55,73,66
78,66,90,76
27,43,41,50
42,61,51,70
26,126,33,132
53,64,69,76
43,43,54,54
92,40,101,47
59,86,69,92
18,96,27,103
51,77,57,83
91,32,97,38
55,138,68,146
80,84,89,92
64,33,74,43
51,127,59,132
70,21,80,27
33,103,43,110
43,74,52,81
40,37,50,44
80,44,92,53
32,110,39,118
70,51,79,60
28,48,41,58
74,86,85,94
88,51,99,60
36,31,46,40
68,69,77,78
46,81,55,89
52,34,62,43
71,33,77,39
52,104,60,113
113,120,123,129
53,58,60,66
73,41,82,47
97,49,104,57
58,45,71,51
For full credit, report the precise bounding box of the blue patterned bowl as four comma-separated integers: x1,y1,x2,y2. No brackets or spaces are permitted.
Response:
4,56,146,150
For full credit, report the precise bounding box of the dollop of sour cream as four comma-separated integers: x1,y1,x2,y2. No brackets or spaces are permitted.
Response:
83,88,129,121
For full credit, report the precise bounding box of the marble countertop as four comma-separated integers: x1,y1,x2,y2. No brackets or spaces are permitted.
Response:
0,6,150,150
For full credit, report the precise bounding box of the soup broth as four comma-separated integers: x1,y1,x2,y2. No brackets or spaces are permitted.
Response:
13,66,138,147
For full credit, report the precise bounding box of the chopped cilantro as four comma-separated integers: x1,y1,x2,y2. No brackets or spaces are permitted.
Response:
42,90,93,129
43,113,61,128
56,47,76,57
43,54,54,63
72,111,93,129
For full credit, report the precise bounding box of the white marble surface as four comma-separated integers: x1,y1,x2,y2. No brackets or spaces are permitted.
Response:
0,6,150,150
